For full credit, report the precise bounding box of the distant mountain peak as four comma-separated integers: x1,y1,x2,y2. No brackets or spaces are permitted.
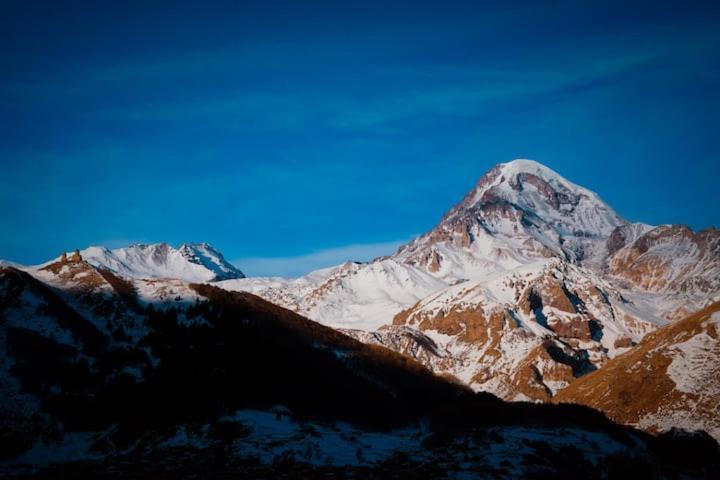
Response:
461,159,623,231
77,242,245,282
395,159,626,279
498,158,564,175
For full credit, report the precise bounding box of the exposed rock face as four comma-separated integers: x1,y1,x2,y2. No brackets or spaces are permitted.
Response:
394,159,625,279
606,225,720,320
70,249,82,262
606,222,653,256
554,303,720,441
352,260,654,401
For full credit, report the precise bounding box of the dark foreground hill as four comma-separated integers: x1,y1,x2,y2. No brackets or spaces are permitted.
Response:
1,263,718,478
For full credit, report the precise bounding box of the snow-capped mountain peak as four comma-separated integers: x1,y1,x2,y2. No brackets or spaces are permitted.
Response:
3,157,716,443
460,159,625,237
77,242,245,282
395,159,627,278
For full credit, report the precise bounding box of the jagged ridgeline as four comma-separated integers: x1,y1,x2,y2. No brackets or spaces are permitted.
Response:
1,258,719,477
1,160,719,477
214,160,719,419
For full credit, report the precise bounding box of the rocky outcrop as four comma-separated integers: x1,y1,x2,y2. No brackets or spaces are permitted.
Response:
554,303,720,441
384,260,653,401
607,225,720,320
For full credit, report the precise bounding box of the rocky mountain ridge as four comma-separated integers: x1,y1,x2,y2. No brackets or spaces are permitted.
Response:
3,159,718,444
214,160,717,409
394,159,626,279
65,242,245,283
5,261,716,477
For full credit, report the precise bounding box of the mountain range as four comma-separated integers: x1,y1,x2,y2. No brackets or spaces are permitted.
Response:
76,242,245,282
1,248,717,477
217,160,719,407
1,159,718,477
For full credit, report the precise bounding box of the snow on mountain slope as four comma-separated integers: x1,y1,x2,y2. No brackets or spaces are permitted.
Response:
77,242,245,282
394,159,626,280
554,303,720,441
347,259,657,400
218,259,448,330
606,224,720,321
219,159,631,330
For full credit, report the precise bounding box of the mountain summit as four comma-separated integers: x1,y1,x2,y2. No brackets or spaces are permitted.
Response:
77,242,245,282
395,159,625,279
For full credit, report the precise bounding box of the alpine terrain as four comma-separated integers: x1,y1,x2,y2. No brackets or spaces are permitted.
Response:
77,242,246,282
554,302,720,440
4,256,718,477
217,159,720,436
1,159,718,477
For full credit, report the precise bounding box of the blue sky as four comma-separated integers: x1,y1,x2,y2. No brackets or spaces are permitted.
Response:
1,0,719,276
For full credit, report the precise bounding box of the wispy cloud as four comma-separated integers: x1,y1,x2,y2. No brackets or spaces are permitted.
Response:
232,239,410,278
81,35,712,135
5,23,714,136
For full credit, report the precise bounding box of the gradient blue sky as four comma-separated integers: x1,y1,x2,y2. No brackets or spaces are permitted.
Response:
2,0,719,276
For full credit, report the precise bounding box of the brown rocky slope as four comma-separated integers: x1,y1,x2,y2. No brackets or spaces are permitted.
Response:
554,302,720,441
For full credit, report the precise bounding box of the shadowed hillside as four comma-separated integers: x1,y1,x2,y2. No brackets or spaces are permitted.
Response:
1,265,719,478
